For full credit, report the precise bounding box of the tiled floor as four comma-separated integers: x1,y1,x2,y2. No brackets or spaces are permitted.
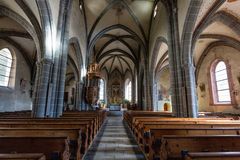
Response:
83,115,146,160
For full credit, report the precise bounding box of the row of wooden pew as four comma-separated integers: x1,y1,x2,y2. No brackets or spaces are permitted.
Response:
124,111,240,160
0,110,107,160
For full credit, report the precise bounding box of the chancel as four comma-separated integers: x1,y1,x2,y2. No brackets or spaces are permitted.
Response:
0,0,240,159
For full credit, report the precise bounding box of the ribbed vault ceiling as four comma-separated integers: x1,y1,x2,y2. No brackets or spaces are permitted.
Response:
194,0,240,65
84,0,155,76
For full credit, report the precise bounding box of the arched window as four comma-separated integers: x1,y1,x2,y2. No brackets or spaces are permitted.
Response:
211,60,232,104
0,48,12,87
99,79,104,100
153,5,158,18
125,81,132,101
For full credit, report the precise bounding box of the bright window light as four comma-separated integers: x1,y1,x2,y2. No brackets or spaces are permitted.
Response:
153,5,158,18
0,48,12,87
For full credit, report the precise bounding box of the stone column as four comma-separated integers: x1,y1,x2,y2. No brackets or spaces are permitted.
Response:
162,0,185,117
81,77,88,111
183,63,198,117
48,0,72,117
180,0,203,118
75,81,84,110
152,82,158,111
144,67,152,111
137,72,143,110
32,61,40,117
132,77,136,104
32,58,53,117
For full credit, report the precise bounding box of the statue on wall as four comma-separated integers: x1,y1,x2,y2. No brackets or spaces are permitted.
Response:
112,84,120,97
20,78,27,93
111,84,120,104
107,69,124,105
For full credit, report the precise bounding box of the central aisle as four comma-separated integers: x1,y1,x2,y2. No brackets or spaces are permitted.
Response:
83,115,146,160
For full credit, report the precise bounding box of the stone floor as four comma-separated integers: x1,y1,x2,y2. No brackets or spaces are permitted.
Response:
83,115,146,160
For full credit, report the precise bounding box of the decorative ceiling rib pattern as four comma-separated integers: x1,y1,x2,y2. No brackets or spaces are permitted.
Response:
83,0,154,77
194,0,240,66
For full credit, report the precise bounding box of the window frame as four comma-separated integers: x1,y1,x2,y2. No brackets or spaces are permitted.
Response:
125,79,132,101
127,81,132,101
0,48,13,88
99,79,105,101
209,59,235,106
153,5,158,18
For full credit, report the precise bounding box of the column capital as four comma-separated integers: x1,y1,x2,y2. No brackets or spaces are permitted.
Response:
36,58,53,68
183,62,196,71
39,58,53,65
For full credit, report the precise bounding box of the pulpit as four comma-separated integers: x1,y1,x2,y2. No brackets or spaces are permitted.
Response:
86,63,101,108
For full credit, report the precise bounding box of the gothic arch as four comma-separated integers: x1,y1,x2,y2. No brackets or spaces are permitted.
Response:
36,0,54,60
150,36,168,80
192,11,240,56
195,40,240,81
69,37,84,81
181,0,203,63
150,36,168,110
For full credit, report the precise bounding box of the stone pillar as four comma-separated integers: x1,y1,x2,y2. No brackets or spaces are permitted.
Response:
74,82,79,110
144,67,152,111
137,72,143,110
56,0,72,117
32,61,40,117
75,81,84,110
80,77,88,111
152,82,158,111
132,77,136,104
48,0,72,117
180,0,203,118
162,0,185,117
184,63,198,117
32,58,53,117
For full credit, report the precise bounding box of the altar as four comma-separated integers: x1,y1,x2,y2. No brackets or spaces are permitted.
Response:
109,105,121,111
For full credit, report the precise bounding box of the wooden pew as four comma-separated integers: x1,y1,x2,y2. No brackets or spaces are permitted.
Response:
0,120,90,155
0,110,107,159
183,152,240,160
0,128,82,159
0,111,107,155
152,135,240,160
135,121,240,146
0,153,46,160
62,110,107,128
148,128,240,159
123,111,172,127
124,112,240,160
133,118,240,141
0,118,96,142
133,121,240,159
60,117,98,135
124,111,240,160
61,115,100,132
132,117,232,133
0,137,70,160
0,123,89,154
